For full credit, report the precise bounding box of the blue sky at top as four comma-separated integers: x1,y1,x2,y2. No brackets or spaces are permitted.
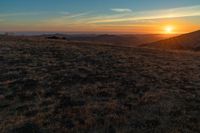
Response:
1,0,200,13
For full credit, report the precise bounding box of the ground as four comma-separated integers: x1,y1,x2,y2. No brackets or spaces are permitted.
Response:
0,36,199,133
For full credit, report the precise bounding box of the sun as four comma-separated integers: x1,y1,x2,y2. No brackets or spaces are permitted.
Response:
164,25,174,34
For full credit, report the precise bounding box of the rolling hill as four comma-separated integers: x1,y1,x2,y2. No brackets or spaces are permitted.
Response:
142,30,200,51
0,35,199,133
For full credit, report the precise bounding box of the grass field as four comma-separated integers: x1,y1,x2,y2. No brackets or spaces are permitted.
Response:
0,36,199,133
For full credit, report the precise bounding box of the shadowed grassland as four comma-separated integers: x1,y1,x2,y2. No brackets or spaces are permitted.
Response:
0,36,199,133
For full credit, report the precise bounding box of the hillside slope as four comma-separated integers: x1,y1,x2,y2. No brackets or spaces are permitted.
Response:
0,36,200,133
142,30,200,51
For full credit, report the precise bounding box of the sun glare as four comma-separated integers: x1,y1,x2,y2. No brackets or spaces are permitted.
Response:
164,25,174,34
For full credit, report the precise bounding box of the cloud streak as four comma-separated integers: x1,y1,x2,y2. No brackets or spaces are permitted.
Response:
89,5,200,24
38,12,92,27
111,8,132,13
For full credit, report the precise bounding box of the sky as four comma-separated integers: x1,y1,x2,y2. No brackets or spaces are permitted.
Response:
0,0,200,34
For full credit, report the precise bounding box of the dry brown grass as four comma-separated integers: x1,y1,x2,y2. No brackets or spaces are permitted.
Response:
0,35,199,133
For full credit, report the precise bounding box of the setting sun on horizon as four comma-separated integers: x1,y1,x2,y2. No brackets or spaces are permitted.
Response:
164,25,175,34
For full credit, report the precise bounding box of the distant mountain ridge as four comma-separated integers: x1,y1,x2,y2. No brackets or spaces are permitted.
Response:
142,30,200,51
44,34,175,47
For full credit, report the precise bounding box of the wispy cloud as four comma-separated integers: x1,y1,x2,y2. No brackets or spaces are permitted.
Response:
64,12,91,19
89,5,200,24
111,8,132,13
38,12,91,27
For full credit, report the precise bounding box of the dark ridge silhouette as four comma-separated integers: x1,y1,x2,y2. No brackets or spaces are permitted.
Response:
44,34,175,46
141,30,200,51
